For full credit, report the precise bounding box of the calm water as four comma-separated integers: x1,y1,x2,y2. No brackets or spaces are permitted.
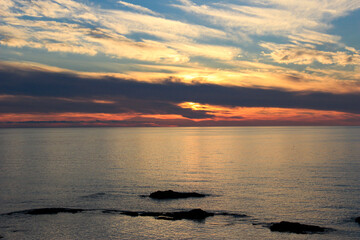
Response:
0,127,359,239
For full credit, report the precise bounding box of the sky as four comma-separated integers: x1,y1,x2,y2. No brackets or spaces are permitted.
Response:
0,0,360,127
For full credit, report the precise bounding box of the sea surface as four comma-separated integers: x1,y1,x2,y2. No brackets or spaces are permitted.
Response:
0,126,359,239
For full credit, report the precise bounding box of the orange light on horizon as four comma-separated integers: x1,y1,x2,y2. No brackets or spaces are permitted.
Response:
1,103,359,127
178,102,360,123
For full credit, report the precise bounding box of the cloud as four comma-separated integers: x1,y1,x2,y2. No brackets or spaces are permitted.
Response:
165,42,241,61
1,0,358,75
288,30,341,45
261,42,360,65
0,0,230,63
101,8,226,41
121,61,360,94
0,61,359,115
174,0,360,44
306,67,360,82
0,94,212,119
117,1,159,16
7,0,98,21
2,112,360,127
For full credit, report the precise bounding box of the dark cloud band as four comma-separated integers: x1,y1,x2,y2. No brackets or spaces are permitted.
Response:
0,63,359,116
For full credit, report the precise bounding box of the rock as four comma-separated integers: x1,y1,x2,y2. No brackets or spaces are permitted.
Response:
149,190,207,199
121,211,139,217
163,209,214,220
269,221,330,234
355,217,360,224
105,208,214,221
139,212,163,217
217,212,248,218
102,209,121,214
7,208,84,215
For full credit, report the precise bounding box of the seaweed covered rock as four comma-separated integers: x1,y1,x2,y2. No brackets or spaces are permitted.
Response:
149,190,206,199
269,221,330,234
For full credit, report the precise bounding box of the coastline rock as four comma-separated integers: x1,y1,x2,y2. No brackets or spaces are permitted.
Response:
7,208,84,215
149,190,207,199
269,221,330,234
355,217,360,224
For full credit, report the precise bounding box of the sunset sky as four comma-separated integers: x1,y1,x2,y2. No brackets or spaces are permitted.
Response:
1,0,360,127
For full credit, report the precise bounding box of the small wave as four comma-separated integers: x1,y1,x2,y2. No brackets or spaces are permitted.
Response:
80,192,107,199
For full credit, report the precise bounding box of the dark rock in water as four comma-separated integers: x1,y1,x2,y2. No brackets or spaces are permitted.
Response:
106,208,214,221
163,209,214,220
142,209,214,221
269,221,330,234
217,212,248,218
102,210,139,217
121,211,139,217
139,212,163,217
7,208,84,215
102,209,121,214
101,208,245,222
149,190,207,199
355,217,360,224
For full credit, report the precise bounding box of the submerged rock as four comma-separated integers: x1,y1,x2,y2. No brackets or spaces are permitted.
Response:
355,217,360,224
269,221,330,234
7,208,84,215
149,190,207,199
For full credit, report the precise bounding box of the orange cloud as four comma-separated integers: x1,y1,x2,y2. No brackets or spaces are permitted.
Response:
1,104,360,127
178,102,360,125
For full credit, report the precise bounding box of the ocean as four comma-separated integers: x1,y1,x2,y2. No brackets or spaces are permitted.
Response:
0,127,359,239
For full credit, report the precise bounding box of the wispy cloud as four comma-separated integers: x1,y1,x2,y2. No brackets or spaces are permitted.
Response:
174,0,360,44
0,0,230,63
1,0,359,78
117,1,159,16
261,42,360,65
